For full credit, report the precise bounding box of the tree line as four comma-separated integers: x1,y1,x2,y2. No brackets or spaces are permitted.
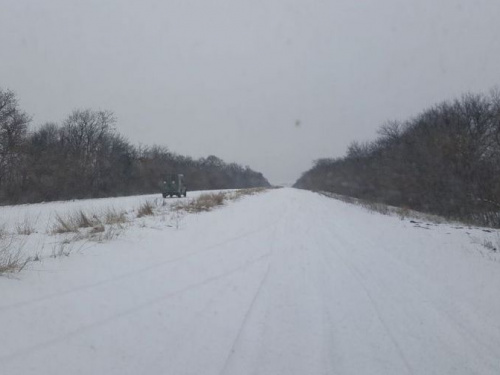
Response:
294,89,500,227
0,87,270,204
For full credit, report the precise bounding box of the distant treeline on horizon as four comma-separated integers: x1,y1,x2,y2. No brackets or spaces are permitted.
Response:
295,88,500,227
0,86,270,205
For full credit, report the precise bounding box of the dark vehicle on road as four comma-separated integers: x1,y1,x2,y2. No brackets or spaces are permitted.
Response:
162,174,187,198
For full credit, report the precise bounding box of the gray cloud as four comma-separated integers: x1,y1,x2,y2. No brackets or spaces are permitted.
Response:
1,0,499,183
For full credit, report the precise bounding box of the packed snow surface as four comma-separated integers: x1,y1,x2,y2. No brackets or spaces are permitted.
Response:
1,188,500,375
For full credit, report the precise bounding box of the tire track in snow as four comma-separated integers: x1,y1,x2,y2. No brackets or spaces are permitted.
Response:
329,224,500,373
147,272,240,371
0,220,281,313
217,214,282,375
318,227,416,375
0,252,272,364
218,263,272,375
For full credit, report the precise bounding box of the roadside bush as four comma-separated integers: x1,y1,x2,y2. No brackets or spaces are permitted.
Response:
137,201,155,217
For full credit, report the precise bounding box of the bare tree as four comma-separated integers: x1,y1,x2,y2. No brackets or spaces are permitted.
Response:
0,88,31,199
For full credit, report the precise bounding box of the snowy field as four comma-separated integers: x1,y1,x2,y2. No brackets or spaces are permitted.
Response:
1,188,500,374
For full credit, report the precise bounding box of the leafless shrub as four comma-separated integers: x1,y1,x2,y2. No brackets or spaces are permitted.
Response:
137,201,155,217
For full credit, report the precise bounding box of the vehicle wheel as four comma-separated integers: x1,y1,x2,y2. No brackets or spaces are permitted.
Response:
162,193,167,198
177,193,181,198
184,191,187,197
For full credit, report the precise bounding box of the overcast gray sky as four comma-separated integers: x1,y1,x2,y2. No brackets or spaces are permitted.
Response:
1,0,499,184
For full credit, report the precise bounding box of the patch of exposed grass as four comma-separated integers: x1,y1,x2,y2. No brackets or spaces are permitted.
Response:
52,214,78,234
137,201,155,218
103,208,128,225
52,210,103,234
76,211,99,228
0,254,24,273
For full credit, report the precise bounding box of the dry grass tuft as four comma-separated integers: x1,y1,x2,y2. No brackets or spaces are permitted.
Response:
16,216,36,235
76,211,99,228
52,210,103,234
0,236,28,274
0,254,24,274
104,208,128,225
137,201,155,218
52,214,78,234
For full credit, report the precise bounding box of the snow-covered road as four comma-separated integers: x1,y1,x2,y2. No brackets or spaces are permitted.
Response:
1,188,500,374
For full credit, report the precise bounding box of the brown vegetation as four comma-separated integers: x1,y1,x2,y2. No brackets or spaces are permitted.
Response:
137,201,155,217
174,192,227,213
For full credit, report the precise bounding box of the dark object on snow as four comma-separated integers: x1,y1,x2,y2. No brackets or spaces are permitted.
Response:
162,174,187,198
